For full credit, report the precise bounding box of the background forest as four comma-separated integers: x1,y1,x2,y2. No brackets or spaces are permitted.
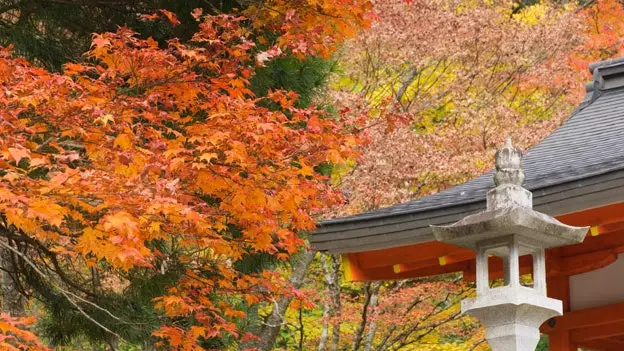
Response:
0,0,621,350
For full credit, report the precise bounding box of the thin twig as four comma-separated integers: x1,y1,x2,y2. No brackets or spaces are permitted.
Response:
0,241,126,341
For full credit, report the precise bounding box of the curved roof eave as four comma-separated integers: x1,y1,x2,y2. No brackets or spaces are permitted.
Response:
312,169,624,253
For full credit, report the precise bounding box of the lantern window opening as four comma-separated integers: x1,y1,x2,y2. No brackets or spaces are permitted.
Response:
477,234,547,296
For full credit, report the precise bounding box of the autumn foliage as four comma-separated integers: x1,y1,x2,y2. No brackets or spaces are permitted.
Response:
0,0,624,349
0,314,51,350
571,0,624,74
0,4,371,349
330,0,586,214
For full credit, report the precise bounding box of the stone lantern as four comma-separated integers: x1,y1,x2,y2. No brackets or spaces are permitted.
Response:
431,137,588,351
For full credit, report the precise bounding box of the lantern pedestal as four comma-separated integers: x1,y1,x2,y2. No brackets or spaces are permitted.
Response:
463,286,561,351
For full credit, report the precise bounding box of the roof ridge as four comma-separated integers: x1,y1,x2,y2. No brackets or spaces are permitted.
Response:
588,56,624,74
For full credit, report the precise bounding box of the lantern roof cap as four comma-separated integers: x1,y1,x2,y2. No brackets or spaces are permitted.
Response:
432,138,587,249
430,207,587,251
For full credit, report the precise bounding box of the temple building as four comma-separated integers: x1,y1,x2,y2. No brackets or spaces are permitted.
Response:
310,57,624,350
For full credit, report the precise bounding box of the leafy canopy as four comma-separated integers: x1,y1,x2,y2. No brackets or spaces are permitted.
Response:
0,2,372,349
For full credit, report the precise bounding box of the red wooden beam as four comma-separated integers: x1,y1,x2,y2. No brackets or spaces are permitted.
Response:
354,242,472,270
587,222,624,237
342,252,470,281
557,229,624,257
542,302,624,334
557,203,624,227
551,249,618,277
576,338,624,351
347,246,620,282
545,275,573,351
345,231,624,282
571,321,624,342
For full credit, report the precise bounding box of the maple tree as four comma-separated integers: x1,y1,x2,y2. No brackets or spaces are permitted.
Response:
330,0,586,214
0,0,251,70
330,0,624,216
0,2,372,349
571,0,624,73
0,0,373,71
0,314,51,350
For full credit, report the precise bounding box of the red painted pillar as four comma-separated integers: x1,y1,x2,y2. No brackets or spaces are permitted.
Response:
549,331,576,351
547,275,576,351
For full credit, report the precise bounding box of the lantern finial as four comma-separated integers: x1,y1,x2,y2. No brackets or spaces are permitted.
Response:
494,136,525,187
487,138,531,211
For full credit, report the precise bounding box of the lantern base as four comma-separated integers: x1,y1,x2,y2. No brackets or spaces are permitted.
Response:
463,286,561,351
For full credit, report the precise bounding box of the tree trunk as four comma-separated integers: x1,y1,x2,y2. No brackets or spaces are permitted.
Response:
395,66,419,110
323,254,342,351
330,321,341,351
0,243,24,316
363,282,381,351
352,282,371,351
106,337,119,351
352,282,381,351
298,305,305,350
317,296,330,351
250,250,316,351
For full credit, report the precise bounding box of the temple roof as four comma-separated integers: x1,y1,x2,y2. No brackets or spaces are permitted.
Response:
311,57,624,254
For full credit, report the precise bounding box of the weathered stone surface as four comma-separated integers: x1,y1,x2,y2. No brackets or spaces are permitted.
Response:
462,287,561,351
487,183,532,210
431,207,587,251
494,137,525,187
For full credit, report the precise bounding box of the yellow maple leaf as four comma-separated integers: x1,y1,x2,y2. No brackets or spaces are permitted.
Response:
113,133,133,150
199,152,218,162
28,199,67,227
94,113,115,126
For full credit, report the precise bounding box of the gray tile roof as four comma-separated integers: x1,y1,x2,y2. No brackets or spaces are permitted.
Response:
311,58,624,253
